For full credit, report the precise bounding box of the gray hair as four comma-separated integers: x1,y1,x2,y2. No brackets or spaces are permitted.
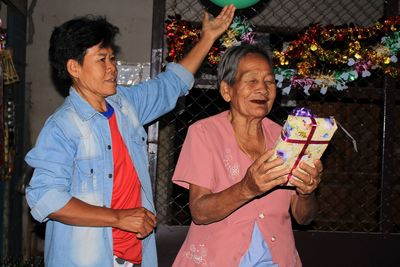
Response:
217,44,273,87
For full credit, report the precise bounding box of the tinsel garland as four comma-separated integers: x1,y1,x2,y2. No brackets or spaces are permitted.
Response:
165,15,400,94
165,15,255,65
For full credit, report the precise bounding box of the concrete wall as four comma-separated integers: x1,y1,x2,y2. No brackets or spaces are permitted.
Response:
26,0,154,143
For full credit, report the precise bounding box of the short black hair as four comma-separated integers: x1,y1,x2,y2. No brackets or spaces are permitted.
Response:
49,15,119,88
217,44,272,87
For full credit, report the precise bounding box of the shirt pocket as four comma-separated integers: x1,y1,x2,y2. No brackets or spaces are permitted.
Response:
72,158,104,206
128,132,148,164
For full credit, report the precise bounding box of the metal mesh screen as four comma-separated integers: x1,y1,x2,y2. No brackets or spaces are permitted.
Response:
154,0,400,234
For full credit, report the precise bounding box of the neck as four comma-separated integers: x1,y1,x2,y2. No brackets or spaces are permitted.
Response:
229,111,265,160
74,86,107,112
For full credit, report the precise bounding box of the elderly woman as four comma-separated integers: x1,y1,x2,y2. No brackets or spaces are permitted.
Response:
25,6,235,267
172,44,323,267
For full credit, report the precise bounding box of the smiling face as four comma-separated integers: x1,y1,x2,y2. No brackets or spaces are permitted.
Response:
67,43,117,111
220,52,276,120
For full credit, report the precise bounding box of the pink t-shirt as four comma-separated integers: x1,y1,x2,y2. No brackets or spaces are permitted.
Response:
172,111,301,267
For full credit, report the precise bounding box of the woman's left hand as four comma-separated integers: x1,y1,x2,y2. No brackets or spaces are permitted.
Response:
290,160,323,196
201,4,236,41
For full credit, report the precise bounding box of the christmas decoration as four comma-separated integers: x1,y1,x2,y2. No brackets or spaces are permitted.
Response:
165,15,254,65
1,49,20,85
165,15,400,94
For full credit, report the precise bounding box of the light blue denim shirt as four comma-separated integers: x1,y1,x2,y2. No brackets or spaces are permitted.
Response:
25,63,194,267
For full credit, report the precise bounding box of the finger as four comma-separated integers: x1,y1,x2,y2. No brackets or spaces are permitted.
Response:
136,220,155,239
136,228,153,239
144,211,157,227
290,177,312,192
228,6,236,22
292,168,312,185
313,159,324,174
203,11,209,23
299,162,318,178
267,174,289,188
216,5,228,19
257,149,276,163
218,4,235,22
263,166,290,181
227,4,236,18
223,4,235,19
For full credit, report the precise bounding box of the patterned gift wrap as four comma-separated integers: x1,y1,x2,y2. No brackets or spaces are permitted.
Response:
271,109,338,186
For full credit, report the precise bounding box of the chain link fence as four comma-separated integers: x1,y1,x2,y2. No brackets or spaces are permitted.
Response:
153,0,400,234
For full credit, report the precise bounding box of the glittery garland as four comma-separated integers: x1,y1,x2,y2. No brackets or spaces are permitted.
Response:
1,50,20,85
274,17,400,94
165,15,255,65
165,15,400,94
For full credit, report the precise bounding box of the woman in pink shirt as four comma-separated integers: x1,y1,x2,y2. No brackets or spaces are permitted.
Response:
172,44,323,267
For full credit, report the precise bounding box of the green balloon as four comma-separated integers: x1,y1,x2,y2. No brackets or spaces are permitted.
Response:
210,0,260,9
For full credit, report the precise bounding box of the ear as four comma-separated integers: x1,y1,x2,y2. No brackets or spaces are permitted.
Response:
66,59,81,79
220,80,232,102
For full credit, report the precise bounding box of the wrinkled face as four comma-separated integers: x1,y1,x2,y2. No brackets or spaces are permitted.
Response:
221,53,276,119
69,43,117,103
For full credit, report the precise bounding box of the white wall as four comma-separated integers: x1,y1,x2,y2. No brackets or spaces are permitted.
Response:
26,0,154,143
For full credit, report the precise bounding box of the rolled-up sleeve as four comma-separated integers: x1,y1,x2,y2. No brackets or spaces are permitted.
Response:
118,62,194,125
27,186,72,223
165,62,195,93
25,119,74,222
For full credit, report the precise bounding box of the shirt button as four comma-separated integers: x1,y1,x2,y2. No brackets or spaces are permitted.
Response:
108,173,113,178
271,236,276,242
107,145,111,150
259,213,265,219
141,137,145,141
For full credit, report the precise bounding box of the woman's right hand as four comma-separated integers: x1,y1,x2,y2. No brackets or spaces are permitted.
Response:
241,149,290,198
201,4,236,42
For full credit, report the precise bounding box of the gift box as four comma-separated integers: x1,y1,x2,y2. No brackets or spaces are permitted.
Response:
271,107,338,185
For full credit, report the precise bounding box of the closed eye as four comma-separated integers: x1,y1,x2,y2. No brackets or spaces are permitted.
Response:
245,79,257,84
264,80,275,86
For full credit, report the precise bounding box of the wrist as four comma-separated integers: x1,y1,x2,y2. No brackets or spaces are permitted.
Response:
297,191,314,199
200,31,218,44
109,208,120,228
238,178,257,201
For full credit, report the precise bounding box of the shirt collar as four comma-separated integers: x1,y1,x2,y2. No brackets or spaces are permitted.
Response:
68,87,123,121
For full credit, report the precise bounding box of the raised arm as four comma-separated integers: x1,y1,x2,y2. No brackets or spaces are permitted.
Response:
179,4,235,74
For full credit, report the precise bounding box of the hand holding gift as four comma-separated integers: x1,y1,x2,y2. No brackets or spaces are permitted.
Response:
270,107,338,189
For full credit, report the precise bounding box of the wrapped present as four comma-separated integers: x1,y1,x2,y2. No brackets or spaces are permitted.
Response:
272,107,338,186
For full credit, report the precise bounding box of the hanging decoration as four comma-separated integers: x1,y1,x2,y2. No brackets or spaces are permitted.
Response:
165,15,400,94
0,17,17,181
273,17,400,95
1,49,20,85
166,15,255,66
2,99,15,181
0,18,19,85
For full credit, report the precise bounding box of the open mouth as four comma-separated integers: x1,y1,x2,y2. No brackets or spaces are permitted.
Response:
250,99,267,105
106,78,117,83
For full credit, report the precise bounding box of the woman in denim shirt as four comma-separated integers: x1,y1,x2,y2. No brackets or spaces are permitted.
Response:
25,5,235,267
